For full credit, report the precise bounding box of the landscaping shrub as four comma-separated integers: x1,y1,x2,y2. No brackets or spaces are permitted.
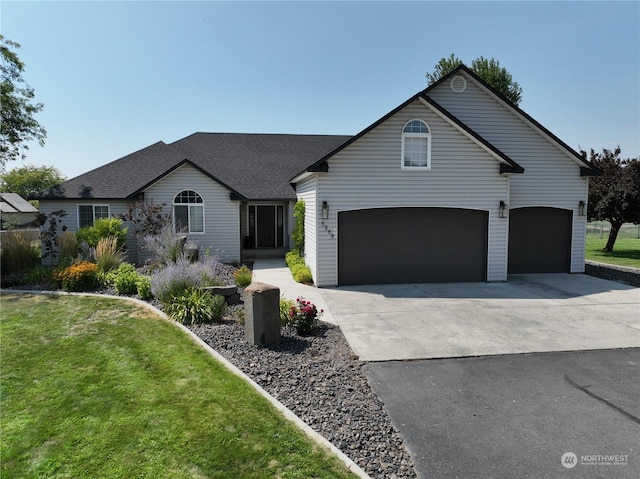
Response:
291,262,313,284
55,261,99,292
0,229,40,275
285,297,323,336
23,265,54,286
165,288,226,325
285,250,304,267
292,200,305,255
234,265,252,287
77,218,128,249
58,231,79,263
150,258,223,305
136,275,153,300
113,270,141,296
104,262,136,286
142,223,185,265
94,236,125,272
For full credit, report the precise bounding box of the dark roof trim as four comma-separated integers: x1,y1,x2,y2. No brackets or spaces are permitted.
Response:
580,166,602,177
419,94,524,174
433,65,600,175
130,158,247,201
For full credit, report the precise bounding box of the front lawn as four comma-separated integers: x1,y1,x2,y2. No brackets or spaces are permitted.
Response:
0,294,356,479
585,236,640,268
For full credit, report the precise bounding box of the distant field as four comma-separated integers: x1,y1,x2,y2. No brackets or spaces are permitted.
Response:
585,222,640,268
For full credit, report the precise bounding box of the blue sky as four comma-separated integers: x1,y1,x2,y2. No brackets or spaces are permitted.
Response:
2,1,639,180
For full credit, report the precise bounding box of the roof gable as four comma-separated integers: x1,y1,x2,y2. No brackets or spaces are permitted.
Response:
427,65,599,176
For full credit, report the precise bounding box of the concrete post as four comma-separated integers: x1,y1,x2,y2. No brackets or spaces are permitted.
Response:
244,282,281,346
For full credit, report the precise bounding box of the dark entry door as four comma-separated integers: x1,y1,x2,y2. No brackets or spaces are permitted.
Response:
338,207,488,285
256,206,276,247
508,207,572,274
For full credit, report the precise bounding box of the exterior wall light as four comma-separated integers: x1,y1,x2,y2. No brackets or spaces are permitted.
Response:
578,200,586,216
499,201,509,218
321,201,329,220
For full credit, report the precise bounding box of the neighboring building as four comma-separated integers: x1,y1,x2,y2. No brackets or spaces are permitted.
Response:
0,193,39,229
34,65,599,286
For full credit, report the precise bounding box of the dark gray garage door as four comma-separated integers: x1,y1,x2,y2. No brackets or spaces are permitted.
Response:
508,207,572,274
338,208,488,285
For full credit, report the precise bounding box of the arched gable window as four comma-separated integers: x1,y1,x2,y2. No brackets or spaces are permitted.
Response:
173,190,204,233
401,119,431,169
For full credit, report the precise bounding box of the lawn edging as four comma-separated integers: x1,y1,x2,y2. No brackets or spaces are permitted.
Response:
585,260,640,287
1,289,371,479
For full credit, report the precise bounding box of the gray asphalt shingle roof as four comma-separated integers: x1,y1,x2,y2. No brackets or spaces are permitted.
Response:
34,133,352,201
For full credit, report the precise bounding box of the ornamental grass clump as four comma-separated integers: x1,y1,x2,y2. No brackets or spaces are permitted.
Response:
0,229,40,276
55,261,99,292
165,288,226,325
285,297,323,336
95,236,125,273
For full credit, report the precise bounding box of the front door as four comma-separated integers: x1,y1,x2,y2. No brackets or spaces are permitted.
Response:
256,205,276,247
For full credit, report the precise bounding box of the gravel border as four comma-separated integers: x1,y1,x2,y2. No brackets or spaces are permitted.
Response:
189,308,417,479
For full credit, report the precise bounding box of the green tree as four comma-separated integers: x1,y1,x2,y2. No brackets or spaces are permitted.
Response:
1,35,47,167
0,164,65,199
587,147,640,252
426,53,523,105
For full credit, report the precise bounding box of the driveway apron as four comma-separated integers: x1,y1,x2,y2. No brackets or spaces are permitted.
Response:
318,274,640,361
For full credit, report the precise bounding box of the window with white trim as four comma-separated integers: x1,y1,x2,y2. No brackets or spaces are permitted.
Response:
401,119,431,169
78,205,110,228
173,190,204,233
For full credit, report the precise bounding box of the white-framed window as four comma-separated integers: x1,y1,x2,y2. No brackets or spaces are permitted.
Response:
401,119,431,169
78,204,110,228
173,190,204,233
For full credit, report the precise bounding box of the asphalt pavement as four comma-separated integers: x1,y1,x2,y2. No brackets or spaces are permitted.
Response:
364,348,640,479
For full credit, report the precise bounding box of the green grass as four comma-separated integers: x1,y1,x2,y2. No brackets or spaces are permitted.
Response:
585,236,640,268
0,294,356,479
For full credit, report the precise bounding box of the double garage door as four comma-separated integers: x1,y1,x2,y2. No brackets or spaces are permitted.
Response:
337,206,572,285
338,208,488,285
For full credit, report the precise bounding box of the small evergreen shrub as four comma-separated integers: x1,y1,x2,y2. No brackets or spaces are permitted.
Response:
165,288,226,325
234,265,252,287
55,261,99,292
136,275,153,300
291,263,313,284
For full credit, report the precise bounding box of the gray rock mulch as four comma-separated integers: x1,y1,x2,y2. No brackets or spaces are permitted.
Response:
189,310,417,479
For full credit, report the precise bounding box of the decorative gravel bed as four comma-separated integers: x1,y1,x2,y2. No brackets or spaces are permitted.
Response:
189,309,417,479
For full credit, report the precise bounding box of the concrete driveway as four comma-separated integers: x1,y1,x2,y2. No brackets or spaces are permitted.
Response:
319,274,640,361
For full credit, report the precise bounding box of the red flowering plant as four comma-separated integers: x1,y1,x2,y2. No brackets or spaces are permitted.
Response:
286,297,323,336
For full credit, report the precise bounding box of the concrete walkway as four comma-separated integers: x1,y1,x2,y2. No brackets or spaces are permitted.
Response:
251,258,337,325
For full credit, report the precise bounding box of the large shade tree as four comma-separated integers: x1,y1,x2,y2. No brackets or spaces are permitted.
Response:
586,147,640,252
426,53,523,105
0,164,65,200
0,35,46,167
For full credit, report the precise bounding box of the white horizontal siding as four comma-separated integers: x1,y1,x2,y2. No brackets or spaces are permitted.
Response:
295,176,318,283
144,163,240,263
314,100,510,286
429,74,588,272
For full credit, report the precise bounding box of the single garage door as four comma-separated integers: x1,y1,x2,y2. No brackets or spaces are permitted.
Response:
508,207,572,274
338,208,488,285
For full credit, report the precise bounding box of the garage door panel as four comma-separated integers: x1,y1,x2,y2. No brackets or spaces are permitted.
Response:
338,208,488,285
508,207,572,274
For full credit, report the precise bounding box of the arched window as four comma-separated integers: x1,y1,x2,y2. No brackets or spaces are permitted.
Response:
401,119,431,169
173,190,204,233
